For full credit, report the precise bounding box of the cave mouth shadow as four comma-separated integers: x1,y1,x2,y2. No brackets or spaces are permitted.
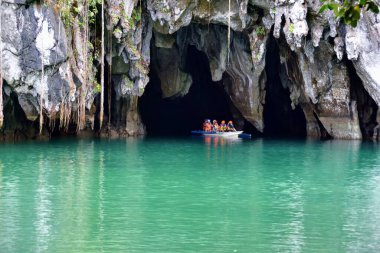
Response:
139,45,237,137
347,59,379,140
263,36,307,138
140,36,308,138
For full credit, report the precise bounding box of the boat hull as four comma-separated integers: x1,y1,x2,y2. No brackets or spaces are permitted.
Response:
191,130,244,138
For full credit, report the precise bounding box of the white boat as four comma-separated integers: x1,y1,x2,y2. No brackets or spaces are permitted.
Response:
191,130,244,138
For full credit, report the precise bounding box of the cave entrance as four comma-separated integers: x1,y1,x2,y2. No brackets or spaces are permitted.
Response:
348,60,379,140
263,36,307,137
139,45,235,136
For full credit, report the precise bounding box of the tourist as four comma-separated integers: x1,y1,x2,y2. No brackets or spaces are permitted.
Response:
203,119,212,132
219,120,227,132
212,120,219,132
227,120,236,132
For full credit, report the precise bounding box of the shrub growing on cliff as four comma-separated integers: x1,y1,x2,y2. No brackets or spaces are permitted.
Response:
289,23,295,33
320,0,379,27
255,26,266,36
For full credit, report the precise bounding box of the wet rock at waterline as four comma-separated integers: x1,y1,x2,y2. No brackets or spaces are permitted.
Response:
0,0,379,140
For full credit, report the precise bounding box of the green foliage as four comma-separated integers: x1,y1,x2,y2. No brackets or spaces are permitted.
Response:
125,8,142,30
270,7,277,15
59,6,73,27
132,8,142,22
255,26,266,36
319,0,379,27
114,27,122,34
93,81,101,93
124,77,134,89
254,52,261,61
120,1,141,29
56,0,100,28
289,23,295,33
88,0,101,25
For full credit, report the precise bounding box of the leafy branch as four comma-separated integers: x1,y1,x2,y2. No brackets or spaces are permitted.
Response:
319,0,379,27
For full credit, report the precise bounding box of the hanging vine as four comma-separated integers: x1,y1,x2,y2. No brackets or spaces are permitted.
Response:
108,19,113,129
76,0,89,132
39,46,45,134
55,0,101,132
39,13,46,134
99,0,105,128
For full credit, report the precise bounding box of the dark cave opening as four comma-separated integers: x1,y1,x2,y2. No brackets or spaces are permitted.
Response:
263,36,307,137
1,92,40,141
139,45,235,136
347,60,379,139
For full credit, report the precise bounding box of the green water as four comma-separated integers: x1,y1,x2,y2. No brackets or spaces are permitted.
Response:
0,138,380,253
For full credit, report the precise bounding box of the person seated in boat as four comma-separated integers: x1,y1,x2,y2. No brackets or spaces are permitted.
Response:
227,120,236,132
203,120,208,131
212,120,220,132
203,119,212,132
219,120,227,132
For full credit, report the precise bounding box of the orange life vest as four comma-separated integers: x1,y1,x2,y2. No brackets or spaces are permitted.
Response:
203,122,208,131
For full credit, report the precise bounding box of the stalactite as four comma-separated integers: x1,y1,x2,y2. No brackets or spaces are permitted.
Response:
49,111,57,135
59,98,71,132
99,0,105,129
56,0,75,132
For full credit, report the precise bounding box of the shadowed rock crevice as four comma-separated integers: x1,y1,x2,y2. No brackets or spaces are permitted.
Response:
312,111,332,140
139,46,238,136
263,36,307,137
0,92,41,141
348,60,379,140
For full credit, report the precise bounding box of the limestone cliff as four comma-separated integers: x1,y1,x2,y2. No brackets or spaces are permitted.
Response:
0,0,379,140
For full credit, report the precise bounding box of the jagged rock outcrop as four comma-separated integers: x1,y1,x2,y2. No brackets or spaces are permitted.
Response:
148,0,251,34
224,31,267,131
105,0,152,136
0,0,379,140
285,41,362,139
1,2,73,121
152,43,192,98
144,0,378,139
347,12,380,106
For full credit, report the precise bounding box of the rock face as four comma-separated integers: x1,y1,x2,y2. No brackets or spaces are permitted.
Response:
0,0,379,140
284,41,362,139
347,12,380,105
152,44,192,98
1,2,72,121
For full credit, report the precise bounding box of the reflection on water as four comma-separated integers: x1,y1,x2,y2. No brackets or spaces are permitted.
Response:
35,154,52,253
0,139,380,252
203,136,242,147
97,149,105,252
